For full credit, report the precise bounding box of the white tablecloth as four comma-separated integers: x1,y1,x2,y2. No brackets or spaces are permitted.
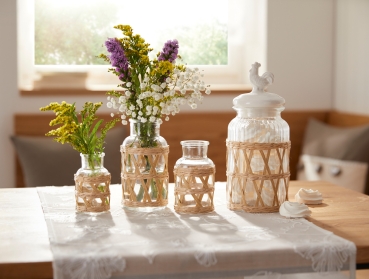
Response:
37,183,356,279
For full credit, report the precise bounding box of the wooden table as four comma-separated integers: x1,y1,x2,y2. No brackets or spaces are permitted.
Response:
0,181,368,279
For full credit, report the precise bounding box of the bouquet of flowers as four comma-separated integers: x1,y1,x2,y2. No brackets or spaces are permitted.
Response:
99,25,211,147
40,101,118,169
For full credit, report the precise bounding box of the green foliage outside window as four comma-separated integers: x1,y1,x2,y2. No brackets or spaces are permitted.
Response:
34,1,228,66
35,0,117,65
154,21,228,65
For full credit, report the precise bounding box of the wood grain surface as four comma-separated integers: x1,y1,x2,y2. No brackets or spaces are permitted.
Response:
328,110,369,127
292,180,369,264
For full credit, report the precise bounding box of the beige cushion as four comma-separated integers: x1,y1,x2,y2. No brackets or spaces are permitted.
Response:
297,155,367,193
298,118,369,194
302,118,369,161
11,127,125,187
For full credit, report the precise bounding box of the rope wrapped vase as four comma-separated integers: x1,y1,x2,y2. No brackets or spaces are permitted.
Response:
74,173,111,213
174,167,215,214
226,141,291,213
121,145,169,208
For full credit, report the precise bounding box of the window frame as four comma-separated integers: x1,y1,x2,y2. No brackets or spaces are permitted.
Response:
17,0,262,95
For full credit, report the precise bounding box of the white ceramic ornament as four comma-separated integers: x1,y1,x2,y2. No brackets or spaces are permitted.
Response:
279,201,311,218
233,62,284,110
295,188,323,205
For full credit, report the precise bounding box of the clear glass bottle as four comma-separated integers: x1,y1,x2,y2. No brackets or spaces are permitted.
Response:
174,140,215,213
74,153,111,212
121,119,169,211
226,62,290,212
122,119,167,149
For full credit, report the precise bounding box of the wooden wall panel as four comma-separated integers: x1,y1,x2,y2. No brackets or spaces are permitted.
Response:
14,114,116,136
14,111,329,187
328,110,369,127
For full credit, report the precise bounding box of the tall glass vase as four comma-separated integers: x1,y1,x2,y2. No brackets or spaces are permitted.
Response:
74,153,111,212
121,119,169,211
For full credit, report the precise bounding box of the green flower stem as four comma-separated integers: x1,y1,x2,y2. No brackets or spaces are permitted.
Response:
136,185,145,201
135,122,158,148
150,180,158,200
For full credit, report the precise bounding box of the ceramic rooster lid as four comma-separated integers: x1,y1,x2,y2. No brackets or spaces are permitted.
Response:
233,62,285,109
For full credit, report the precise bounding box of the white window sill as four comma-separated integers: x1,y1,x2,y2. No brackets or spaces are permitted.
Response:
20,84,252,96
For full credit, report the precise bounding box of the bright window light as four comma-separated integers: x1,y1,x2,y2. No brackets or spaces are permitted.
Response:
18,0,263,91
35,0,228,66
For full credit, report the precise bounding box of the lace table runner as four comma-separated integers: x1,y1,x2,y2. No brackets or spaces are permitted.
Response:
37,183,356,279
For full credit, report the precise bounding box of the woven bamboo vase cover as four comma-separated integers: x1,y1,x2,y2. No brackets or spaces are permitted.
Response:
121,146,169,208
174,166,215,214
75,173,111,213
226,141,290,213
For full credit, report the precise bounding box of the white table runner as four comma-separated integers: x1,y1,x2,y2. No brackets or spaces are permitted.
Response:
37,183,356,279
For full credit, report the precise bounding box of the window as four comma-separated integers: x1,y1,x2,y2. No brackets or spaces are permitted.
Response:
18,0,263,93
34,0,228,66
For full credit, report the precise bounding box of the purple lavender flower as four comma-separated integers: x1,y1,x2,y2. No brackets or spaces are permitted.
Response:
105,38,129,79
158,39,179,62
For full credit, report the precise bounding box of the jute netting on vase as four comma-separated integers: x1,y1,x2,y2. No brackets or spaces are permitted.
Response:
74,174,111,213
174,167,215,214
121,146,169,207
226,141,291,213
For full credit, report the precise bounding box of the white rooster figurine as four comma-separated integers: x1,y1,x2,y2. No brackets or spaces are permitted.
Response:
249,62,274,93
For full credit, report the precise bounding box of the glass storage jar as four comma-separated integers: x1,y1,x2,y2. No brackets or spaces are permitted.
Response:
174,140,215,214
121,119,169,212
226,62,290,213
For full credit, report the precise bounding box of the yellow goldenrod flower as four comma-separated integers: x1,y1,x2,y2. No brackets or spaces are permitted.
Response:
40,101,119,159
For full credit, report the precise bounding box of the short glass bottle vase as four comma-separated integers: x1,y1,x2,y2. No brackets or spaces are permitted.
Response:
74,153,111,212
174,140,215,214
121,119,169,212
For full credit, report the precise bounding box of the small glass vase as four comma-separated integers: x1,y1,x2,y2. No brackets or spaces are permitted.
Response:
74,153,111,212
174,140,215,214
121,119,169,212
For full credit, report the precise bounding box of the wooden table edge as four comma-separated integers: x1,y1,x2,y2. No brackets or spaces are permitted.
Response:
0,262,53,279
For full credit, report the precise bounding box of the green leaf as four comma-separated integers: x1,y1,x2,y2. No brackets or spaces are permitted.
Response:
90,119,103,140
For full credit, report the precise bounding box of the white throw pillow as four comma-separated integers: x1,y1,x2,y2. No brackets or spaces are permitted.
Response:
297,154,368,193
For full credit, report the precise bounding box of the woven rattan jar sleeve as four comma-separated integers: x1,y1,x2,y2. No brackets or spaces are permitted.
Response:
174,166,215,214
173,140,215,214
121,145,169,208
226,141,290,213
75,173,111,213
